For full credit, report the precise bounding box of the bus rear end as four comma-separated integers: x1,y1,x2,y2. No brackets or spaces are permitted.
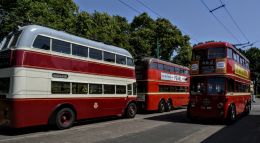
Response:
0,78,11,126
0,31,22,127
135,59,149,110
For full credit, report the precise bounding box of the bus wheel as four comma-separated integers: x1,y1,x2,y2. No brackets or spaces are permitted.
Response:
165,100,172,112
227,104,236,124
125,103,137,118
55,108,75,129
158,100,166,113
244,102,251,115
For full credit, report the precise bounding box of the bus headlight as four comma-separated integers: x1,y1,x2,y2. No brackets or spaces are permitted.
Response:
217,102,224,109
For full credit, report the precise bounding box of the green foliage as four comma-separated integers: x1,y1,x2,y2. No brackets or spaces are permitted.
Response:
173,43,192,67
0,0,78,37
130,13,156,58
0,1,192,67
154,18,190,63
244,47,260,75
244,47,260,94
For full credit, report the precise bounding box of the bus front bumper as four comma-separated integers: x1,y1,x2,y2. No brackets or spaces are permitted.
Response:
188,106,225,120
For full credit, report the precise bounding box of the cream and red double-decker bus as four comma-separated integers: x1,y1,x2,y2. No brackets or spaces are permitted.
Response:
0,25,137,129
187,41,251,122
135,58,190,112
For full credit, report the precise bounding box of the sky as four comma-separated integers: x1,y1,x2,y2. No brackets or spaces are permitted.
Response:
73,0,260,49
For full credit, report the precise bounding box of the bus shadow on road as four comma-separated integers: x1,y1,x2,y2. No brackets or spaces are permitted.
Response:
137,107,185,115
0,126,53,136
144,110,224,125
201,115,260,143
0,116,122,136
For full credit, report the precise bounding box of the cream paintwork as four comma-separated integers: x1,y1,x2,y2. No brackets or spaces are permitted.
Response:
1,67,136,99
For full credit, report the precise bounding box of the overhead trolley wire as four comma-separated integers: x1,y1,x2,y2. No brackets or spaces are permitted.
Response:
135,0,162,18
134,0,200,43
200,0,241,43
219,0,250,43
118,0,141,14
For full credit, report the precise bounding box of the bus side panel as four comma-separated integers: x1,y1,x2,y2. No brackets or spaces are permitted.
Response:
145,95,161,111
224,94,251,118
9,97,132,128
171,93,189,107
145,93,189,111
14,50,135,79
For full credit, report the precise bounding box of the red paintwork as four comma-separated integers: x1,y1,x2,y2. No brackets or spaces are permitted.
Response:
193,42,250,78
136,58,190,111
0,97,136,128
193,41,248,61
0,49,136,128
145,93,189,110
9,50,135,79
189,42,251,120
189,93,251,119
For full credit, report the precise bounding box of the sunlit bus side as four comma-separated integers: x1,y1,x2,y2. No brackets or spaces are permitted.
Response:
0,25,137,129
187,41,251,122
135,58,190,113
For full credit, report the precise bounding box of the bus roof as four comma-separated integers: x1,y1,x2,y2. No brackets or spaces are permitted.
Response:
18,25,133,58
193,41,249,62
139,57,189,70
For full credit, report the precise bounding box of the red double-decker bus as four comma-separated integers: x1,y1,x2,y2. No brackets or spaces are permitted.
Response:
0,25,137,129
187,41,251,122
135,58,190,112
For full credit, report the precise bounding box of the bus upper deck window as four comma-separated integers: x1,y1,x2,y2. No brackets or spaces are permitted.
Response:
52,39,71,54
9,31,22,48
227,48,233,58
1,35,12,50
33,35,50,50
116,55,126,65
89,48,102,60
127,57,134,66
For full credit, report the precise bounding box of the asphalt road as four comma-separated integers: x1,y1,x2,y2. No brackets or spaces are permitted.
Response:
0,99,260,143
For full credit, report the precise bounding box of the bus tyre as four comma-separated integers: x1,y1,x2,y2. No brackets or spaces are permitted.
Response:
158,100,166,113
125,103,137,118
55,108,75,129
227,105,236,124
244,102,251,115
165,100,172,112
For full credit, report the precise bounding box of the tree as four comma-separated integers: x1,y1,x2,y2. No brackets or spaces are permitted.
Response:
0,0,78,38
75,11,133,53
0,2,193,67
129,13,192,63
172,36,192,66
244,47,260,94
130,13,156,58
154,18,191,63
